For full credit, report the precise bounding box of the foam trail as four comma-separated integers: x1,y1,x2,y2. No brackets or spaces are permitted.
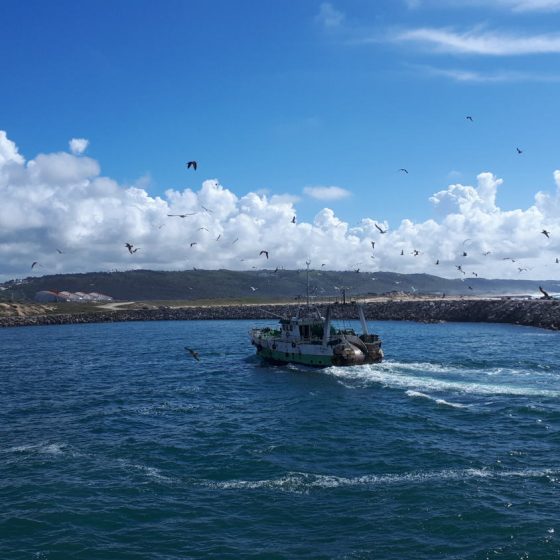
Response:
405,390,467,408
326,361,560,398
205,467,560,493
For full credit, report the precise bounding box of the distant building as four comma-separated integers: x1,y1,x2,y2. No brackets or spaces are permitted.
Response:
34,291,114,303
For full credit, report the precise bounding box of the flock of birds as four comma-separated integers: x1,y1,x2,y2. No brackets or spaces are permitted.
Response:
24,141,558,361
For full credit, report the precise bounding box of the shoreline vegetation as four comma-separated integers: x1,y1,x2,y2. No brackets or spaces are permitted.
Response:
1,297,560,330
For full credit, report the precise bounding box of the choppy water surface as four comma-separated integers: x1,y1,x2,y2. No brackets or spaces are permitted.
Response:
1,319,560,559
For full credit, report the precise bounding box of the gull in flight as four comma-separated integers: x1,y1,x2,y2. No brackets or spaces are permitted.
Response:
375,224,387,234
259,250,269,259
542,229,551,238
125,243,140,254
186,161,197,170
168,213,197,218
184,347,200,361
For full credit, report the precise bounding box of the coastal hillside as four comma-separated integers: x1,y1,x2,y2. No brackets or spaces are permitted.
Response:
1,269,560,302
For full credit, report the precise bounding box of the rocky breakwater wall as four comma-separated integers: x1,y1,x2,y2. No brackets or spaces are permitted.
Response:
1,299,560,330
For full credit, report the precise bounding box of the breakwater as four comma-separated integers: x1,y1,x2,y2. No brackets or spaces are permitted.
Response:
2,299,560,330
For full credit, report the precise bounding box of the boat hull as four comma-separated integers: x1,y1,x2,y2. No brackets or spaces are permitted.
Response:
251,334,383,368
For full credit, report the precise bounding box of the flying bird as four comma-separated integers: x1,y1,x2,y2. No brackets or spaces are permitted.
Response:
186,161,197,170
200,205,213,213
198,227,209,232
125,243,139,254
516,147,523,154
468,286,473,290
292,216,296,224
216,234,221,241
556,258,559,264
466,116,473,122
482,251,491,256
456,265,465,275
518,267,527,273
167,213,197,218
398,168,409,174
31,261,38,269
232,237,239,244
539,286,552,299
462,251,468,257
542,229,551,238
412,250,420,256
472,272,478,277
375,224,387,234
371,241,375,250
184,347,200,361
435,259,439,265
259,250,269,259
56,249,64,254
400,249,404,256
190,242,197,247
250,286,258,291
354,268,360,273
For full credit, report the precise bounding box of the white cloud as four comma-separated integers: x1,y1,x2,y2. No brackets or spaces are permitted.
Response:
303,185,352,200
416,64,560,82
315,3,345,28
395,27,560,55
1,130,560,282
409,0,560,12
69,138,89,155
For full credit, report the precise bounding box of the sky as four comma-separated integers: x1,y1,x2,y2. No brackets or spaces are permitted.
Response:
2,0,560,282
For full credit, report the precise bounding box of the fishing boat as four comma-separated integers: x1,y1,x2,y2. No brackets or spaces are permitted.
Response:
250,302,383,367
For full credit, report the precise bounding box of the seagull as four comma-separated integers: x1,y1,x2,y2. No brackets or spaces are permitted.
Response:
250,286,258,291
200,205,213,213
31,261,39,269
435,259,439,265
184,347,200,361
232,237,239,244
482,251,491,256
502,258,517,262
190,242,197,247
518,267,528,273
167,213,197,218
400,249,404,256
216,234,221,241
516,147,523,154
259,250,269,259
354,268,360,273
198,227,209,232
371,241,375,250
398,168,409,174
462,251,468,257
125,243,139,254
456,265,465,275
556,258,559,264
291,216,296,224
472,272,478,277
412,250,420,256
539,286,552,299
375,224,387,234
468,286,473,290
466,116,473,122
186,161,197,170
542,229,551,238
56,249,64,254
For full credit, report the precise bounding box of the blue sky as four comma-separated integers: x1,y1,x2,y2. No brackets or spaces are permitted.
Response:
2,0,560,281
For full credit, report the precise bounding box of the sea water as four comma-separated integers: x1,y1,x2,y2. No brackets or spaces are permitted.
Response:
1,319,559,559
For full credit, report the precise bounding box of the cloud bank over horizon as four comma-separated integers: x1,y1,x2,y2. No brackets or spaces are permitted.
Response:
1,130,559,283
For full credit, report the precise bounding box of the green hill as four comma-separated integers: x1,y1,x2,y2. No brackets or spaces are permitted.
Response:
2,269,560,302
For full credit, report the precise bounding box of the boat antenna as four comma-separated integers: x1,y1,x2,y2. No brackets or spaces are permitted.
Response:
306,259,311,305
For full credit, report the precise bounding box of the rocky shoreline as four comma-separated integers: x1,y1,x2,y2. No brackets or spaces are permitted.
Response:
1,298,560,330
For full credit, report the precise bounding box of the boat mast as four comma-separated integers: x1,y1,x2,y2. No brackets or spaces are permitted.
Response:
306,259,311,306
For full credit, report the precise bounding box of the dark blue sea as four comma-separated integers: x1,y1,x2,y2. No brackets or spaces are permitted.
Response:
1,319,560,559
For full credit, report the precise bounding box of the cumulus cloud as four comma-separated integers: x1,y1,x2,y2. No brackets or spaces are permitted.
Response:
303,185,352,200
1,130,560,282
69,138,89,155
